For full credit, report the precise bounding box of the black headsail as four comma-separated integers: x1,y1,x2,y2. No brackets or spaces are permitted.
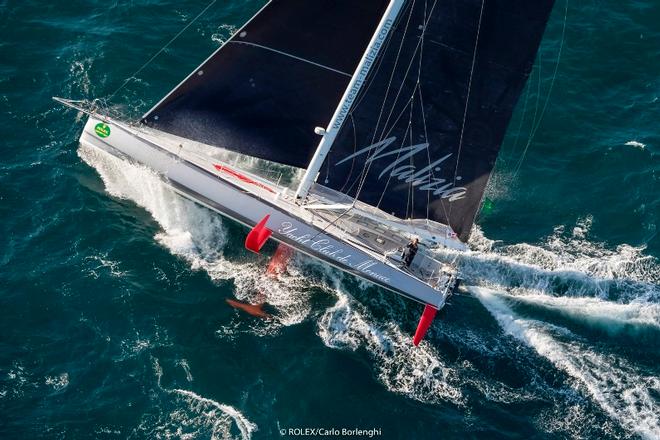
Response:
320,0,555,241
142,0,389,169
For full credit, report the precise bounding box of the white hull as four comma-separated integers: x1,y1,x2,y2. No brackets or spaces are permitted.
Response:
79,115,458,309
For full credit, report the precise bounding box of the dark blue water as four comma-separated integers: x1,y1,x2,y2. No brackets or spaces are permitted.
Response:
1,1,659,439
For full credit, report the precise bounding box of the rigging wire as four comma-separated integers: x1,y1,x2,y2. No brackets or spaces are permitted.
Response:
513,55,542,171
377,99,416,208
374,0,434,213
448,0,486,223
343,89,417,198
338,2,411,197
371,0,439,239
417,0,433,222
510,70,532,158
334,36,398,194
369,0,417,149
406,99,416,229
308,206,355,242
313,3,419,240
335,11,402,195
417,84,435,220
107,0,218,102
373,0,440,147
511,0,569,180
354,0,442,205
338,114,359,194
351,0,418,202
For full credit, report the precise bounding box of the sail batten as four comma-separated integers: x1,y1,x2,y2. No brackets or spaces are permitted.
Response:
227,41,353,77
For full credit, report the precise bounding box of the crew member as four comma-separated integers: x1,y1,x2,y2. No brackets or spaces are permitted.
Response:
401,237,419,268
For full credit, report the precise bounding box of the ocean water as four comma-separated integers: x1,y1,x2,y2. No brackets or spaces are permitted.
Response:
1,1,659,439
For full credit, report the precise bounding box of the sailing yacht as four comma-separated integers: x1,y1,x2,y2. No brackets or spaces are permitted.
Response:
56,0,555,345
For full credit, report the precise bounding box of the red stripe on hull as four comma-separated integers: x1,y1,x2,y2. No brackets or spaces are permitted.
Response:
213,164,275,193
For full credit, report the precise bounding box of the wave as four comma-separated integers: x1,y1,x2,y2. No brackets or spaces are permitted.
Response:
147,357,258,440
44,373,69,392
171,389,257,440
211,24,238,45
538,216,658,288
78,144,227,260
496,290,660,337
318,282,464,405
472,286,660,440
84,253,127,279
177,359,194,382
625,140,646,150
3,361,71,400
80,144,475,408
438,222,660,346
436,221,660,304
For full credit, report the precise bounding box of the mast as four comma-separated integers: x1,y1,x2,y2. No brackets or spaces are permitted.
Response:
294,0,406,202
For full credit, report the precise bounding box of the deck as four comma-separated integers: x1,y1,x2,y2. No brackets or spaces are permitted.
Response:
130,123,465,292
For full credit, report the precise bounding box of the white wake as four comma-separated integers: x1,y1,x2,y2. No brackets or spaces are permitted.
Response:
79,144,312,330
454,221,660,303
473,286,660,440
318,282,464,405
81,144,660,438
497,290,660,333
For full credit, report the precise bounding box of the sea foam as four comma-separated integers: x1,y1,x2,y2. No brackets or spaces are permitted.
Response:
473,286,660,440
81,143,660,438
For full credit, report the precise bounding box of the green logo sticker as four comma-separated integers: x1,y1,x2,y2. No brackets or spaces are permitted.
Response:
481,198,494,215
95,123,110,138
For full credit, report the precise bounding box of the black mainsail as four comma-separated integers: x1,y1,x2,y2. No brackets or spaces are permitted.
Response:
142,0,389,169
319,0,555,241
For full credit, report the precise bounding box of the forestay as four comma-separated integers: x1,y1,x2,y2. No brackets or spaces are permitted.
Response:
319,0,555,241
142,0,389,169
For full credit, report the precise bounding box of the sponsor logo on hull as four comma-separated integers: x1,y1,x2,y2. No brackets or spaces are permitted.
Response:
94,123,111,138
